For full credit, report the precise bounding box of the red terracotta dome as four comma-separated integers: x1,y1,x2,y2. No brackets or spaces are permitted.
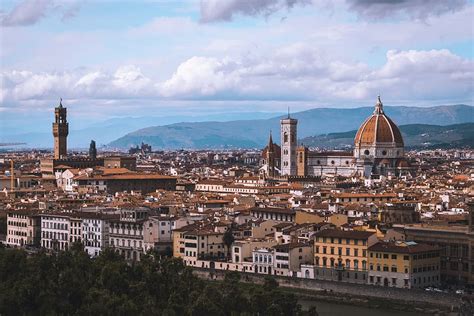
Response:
354,96,404,146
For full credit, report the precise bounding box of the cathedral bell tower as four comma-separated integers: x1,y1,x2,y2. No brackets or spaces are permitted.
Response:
280,110,297,176
53,99,69,159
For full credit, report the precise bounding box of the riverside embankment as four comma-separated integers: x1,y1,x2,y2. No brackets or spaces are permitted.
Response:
193,268,467,315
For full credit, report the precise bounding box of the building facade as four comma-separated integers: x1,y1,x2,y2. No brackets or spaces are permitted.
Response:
368,241,440,289
109,208,148,261
6,210,41,247
41,214,70,251
313,229,378,284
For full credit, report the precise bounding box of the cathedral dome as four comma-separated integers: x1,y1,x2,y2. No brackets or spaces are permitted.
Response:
354,96,403,147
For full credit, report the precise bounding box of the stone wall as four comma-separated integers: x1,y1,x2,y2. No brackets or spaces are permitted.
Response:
192,267,462,311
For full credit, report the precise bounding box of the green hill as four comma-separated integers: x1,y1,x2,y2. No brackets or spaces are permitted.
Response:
300,123,474,149
108,105,474,149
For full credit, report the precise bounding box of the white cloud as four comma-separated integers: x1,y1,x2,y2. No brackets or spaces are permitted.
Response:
1,48,472,109
200,0,310,22
347,0,467,20
159,56,242,97
159,48,473,102
1,65,153,103
1,0,82,27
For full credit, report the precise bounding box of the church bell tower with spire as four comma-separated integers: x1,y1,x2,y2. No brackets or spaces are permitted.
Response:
53,98,69,159
266,131,276,177
280,109,298,176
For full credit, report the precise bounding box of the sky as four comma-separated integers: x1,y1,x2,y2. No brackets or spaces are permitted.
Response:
0,0,473,132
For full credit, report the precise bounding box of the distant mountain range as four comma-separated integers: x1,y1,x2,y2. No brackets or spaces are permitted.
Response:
108,104,474,149
300,123,474,150
0,111,283,148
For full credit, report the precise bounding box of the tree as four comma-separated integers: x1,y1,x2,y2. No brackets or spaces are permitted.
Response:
222,229,235,260
0,246,308,315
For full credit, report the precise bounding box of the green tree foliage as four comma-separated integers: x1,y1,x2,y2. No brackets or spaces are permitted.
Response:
0,247,314,315
223,229,235,259
0,216,6,235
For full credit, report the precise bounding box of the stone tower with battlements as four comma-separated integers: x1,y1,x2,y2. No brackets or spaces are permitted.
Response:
53,99,69,159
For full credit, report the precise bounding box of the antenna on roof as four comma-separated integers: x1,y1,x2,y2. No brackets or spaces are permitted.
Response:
287,106,290,119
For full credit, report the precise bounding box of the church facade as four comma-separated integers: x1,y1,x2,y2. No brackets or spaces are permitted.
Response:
261,96,412,179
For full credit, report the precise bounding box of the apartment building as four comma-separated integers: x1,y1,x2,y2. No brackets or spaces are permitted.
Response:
109,208,148,261
6,210,41,247
368,241,440,289
82,213,117,257
143,215,175,252
41,213,71,251
69,216,82,244
273,242,313,276
313,229,378,284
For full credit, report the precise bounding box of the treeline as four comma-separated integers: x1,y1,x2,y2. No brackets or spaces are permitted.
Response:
0,244,318,315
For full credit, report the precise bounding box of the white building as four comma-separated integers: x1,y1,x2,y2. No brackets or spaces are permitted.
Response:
252,247,275,275
41,213,70,251
82,213,116,257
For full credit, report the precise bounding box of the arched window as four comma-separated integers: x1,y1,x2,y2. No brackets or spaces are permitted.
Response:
284,132,288,143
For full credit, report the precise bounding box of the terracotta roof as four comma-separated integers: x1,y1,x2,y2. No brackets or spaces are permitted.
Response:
249,207,296,215
368,241,439,254
314,229,375,239
273,242,309,252
74,173,176,180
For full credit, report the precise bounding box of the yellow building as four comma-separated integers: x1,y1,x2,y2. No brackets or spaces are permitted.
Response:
313,229,378,284
368,241,440,289
172,223,226,266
